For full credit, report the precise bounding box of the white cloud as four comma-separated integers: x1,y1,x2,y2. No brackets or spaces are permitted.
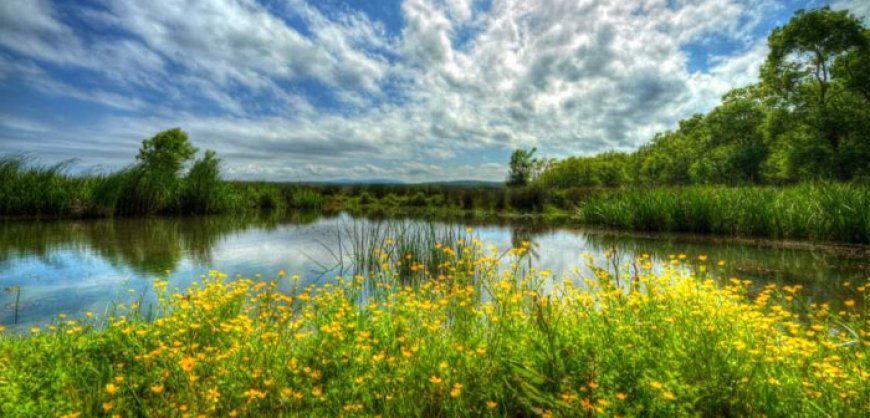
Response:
833,0,870,22
0,0,814,182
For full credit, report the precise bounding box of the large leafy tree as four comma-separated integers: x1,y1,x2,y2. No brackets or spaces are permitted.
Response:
125,128,200,213
699,87,767,184
136,128,198,175
762,7,867,180
833,28,870,102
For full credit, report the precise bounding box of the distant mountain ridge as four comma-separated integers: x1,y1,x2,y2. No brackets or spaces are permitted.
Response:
288,178,504,187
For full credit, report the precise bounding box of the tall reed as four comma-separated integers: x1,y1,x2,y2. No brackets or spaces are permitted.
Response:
579,183,870,243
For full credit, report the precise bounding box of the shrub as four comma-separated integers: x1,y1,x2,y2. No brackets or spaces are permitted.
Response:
509,185,547,212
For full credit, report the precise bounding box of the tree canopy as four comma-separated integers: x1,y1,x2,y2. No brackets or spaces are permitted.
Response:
136,128,198,175
531,7,869,188
507,148,541,187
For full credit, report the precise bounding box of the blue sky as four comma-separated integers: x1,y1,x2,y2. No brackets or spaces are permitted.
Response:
1,0,866,182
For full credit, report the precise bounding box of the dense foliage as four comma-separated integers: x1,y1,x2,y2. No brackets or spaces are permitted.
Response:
537,7,870,187
1,241,867,417
507,148,544,187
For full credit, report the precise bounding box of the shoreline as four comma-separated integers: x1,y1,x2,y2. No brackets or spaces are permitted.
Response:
5,207,870,261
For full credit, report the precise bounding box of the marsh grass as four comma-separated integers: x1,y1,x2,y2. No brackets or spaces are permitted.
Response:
0,240,867,417
0,157,92,216
339,220,477,282
0,157,288,217
579,183,870,243
4,156,870,245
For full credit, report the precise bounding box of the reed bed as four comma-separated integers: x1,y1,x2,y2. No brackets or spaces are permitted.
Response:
579,183,870,243
0,157,283,217
0,240,867,417
5,156,870,245
340,220,474,282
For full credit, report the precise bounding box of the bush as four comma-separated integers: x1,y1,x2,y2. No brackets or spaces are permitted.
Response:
181,151,230,214
287,188,326,210
508,186,547,212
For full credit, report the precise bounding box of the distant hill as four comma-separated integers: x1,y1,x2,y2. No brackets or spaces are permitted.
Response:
281,179,503,187
417,180,503,188
324,178,405,185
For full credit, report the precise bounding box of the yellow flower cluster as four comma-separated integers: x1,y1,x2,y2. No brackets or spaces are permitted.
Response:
1,240,867,417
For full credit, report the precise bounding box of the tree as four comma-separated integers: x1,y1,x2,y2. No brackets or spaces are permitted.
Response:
136,128,198,175
126,128,199,214
833,28,870,102
700,87,767,184
507,148,539,187
761,7,867,180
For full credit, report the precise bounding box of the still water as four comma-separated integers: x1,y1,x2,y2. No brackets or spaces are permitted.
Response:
1,213,868,329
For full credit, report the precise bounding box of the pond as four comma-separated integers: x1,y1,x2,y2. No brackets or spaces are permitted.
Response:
1,212,868,329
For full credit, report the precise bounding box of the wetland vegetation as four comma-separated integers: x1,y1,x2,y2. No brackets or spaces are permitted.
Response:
0,239,867,417
1,5,869,417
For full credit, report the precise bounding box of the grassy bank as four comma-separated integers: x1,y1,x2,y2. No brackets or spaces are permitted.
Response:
0,157,533,218
0,157,285,217
1,242,867,417
578,183,870,244
4,156,870,243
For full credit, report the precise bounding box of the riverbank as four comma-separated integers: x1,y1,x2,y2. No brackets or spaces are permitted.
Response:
1,242,867,417
3,158,868,243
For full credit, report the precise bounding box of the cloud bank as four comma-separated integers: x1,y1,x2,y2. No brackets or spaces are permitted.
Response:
0,0,845,181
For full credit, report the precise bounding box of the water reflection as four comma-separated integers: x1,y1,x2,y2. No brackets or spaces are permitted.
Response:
0,213,325,276
0,213,867,328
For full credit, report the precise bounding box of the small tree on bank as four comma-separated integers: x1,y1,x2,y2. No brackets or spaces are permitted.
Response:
507,148,539,187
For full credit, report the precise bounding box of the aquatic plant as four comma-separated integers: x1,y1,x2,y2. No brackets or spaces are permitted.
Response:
0,240,867,417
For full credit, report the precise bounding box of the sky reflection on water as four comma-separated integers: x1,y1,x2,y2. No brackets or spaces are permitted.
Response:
1,213,867,329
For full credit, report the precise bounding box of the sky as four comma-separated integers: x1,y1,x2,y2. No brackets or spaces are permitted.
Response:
1,0,868,182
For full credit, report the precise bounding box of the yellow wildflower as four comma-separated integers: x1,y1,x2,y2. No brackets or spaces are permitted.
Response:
179,356,196,373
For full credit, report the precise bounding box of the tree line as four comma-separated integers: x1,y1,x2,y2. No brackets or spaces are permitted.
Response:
510,7,870,188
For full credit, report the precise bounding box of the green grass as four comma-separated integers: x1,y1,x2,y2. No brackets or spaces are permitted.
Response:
0,158,95,216
578,183,870,243
0,242,867,417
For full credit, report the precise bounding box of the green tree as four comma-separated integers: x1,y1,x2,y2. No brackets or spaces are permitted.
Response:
833,28,870,102
124,128,200,214
698,87,767,184
507,148,539,187
762,7,867,180
136,128,198,175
